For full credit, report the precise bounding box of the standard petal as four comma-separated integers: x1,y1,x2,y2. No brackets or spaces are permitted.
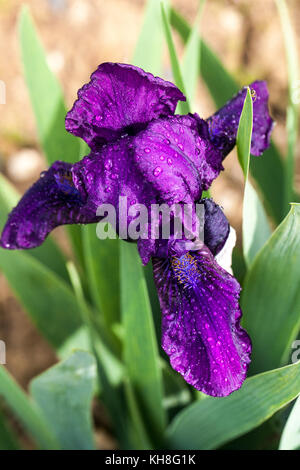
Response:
133,114,223,204
0,161,98,249
65,62,185,150
206,80,274,157
153,249,251,396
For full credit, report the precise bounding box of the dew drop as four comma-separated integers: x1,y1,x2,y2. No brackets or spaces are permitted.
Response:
153,166,162,177
104,159,112,170
144,148,151,153
167,158,173,166
178,143,184,151
159,155,165,161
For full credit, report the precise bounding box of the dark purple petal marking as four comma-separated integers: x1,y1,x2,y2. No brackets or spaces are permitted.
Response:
0,161,98,250
153,249,251,396
65,63,186,150
206,80,274,157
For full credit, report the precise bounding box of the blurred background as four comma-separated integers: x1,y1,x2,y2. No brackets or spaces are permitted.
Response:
0,0,299,448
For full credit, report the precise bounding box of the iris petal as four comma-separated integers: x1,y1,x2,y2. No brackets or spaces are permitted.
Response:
206,80,274,157
65,63,186,150
137,198,230,264
153,249,251,396
133,115,223,204
201,198,230,256
0,161,98,249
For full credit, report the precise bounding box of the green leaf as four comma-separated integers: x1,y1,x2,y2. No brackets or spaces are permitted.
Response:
124,379,152,450
82,225,120,327
242,181,272,266
66,261,128,447
19,7,80,165
237,87,253,178
275,0,299,211
160,2,190,114
19,7,84,264
30,351,96,450
181,0,205,106
279,395,300,450
170,7,287,224
133,0,163,75
242,204,300,374
120,243,165,441
167,361,300,450
0,408,20,450
236,88,271,265
0,366,59,449
0,250,82,349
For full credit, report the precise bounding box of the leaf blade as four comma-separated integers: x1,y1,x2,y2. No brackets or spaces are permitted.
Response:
30,351,96,450
242,204,300,373
19,7,80,165
236,88,272,265
161,2,190,114
167,361,300,450
120,243,166,441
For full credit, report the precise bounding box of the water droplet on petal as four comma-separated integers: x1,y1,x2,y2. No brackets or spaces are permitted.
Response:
105,159,112,170
153,166,162,177
167,158,173,166
178,143,184,151
144,148,151,153
160,155,165,161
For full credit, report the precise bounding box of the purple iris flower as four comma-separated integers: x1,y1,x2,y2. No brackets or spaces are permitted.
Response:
0,63,274,396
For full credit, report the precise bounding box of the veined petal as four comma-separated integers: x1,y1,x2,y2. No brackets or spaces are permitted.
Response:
153,249,251,396
133,115,223,204
65,63,185,150
72,137,157,232
138,198,230,265
0,161,98,249
206,80,274,157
